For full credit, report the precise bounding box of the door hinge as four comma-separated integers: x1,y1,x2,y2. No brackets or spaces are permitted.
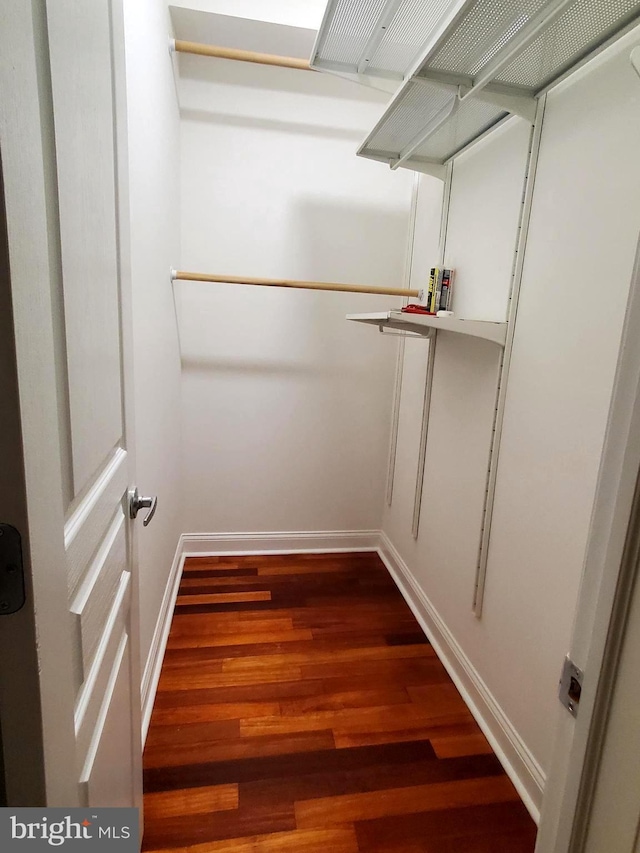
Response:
0,524,26,615
559,655,583,717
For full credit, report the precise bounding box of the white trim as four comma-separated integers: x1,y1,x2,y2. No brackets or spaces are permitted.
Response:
377,531,545,823
181,530,380,556
141,540,185,744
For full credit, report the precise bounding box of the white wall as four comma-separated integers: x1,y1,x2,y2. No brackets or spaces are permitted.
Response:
382,25,640,818
123,0,182,682
483,27,640,774
177,26,414,535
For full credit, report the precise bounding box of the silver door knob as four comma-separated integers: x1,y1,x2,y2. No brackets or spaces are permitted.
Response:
128,488,158,527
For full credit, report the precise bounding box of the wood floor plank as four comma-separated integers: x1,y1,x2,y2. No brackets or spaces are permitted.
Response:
150,702,281,727
145,720,240,749
240,704,472,739
156,664,302,692
236,753,505,807
151,680,323,709
165,628,313,651
181,567,259,577
169,615,296,636
142,803,296,849
144,730,336,770
144,784,239,820
219,643,431,674
333,722,482,750
280,687,410,715
354,801,537,853
294,775,520,829
163,635,419,665
143,552,536,852
144,740,439,793
142,827,360,853
176,591,272,605
430,733,494,759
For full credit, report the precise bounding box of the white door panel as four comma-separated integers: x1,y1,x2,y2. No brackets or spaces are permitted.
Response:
0,0,142,811
75,573,131,778
82,634,135,808
71,511,127,687
47,0,124,495
65,448,129,597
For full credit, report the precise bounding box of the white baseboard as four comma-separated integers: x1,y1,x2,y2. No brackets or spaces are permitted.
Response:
181,529,380,556
377,532,545,823
141,540,185,745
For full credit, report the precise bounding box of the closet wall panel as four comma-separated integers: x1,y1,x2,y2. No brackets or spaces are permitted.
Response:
382,23,640,809
178,38,414,535
484,24,640,773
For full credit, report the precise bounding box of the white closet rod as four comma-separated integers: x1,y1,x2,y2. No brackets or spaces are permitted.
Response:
172,39,313,72
171,270,420,299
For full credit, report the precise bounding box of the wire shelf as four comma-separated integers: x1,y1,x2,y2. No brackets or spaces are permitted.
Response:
314,0,640,172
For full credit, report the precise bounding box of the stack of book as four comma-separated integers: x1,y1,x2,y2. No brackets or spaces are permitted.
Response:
427,267,454,314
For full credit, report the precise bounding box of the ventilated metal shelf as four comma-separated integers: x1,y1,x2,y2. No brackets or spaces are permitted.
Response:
347,310,507,346
311,0,460,85
314,0,640,173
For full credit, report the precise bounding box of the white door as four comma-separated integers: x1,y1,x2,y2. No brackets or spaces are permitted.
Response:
0,0,145,809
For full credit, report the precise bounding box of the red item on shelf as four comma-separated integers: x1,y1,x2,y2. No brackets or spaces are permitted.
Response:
401,304,435,315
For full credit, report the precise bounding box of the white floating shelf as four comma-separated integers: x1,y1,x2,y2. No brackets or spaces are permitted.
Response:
347,310,507,346
314,0,640,173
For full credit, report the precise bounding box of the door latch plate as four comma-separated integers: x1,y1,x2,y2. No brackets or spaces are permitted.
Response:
0,524,26,615
559,655,583,717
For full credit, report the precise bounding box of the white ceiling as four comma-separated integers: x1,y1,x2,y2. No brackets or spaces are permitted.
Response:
169,7,317,59
169,0,328,31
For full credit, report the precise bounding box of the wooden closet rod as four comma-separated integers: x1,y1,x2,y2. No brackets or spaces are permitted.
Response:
171,270,420,299
172,39,313,72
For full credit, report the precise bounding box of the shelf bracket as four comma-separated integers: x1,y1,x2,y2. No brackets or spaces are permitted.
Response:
470,86,538,123
379,325,432,339
414,71,471,95
416,70,537,123
399,159,447,180
379,323,434,339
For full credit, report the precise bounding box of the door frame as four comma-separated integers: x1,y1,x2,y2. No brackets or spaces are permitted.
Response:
0,0,141,807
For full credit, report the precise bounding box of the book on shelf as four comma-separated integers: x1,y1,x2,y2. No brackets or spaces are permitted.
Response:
427,267,454,313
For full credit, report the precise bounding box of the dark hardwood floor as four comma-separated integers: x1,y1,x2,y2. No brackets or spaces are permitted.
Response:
143,552,537,852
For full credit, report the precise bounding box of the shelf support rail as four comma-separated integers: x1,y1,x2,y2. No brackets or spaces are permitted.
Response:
412,161,454,539
170,269,422,300
387,172,421,508
472,95,547,618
